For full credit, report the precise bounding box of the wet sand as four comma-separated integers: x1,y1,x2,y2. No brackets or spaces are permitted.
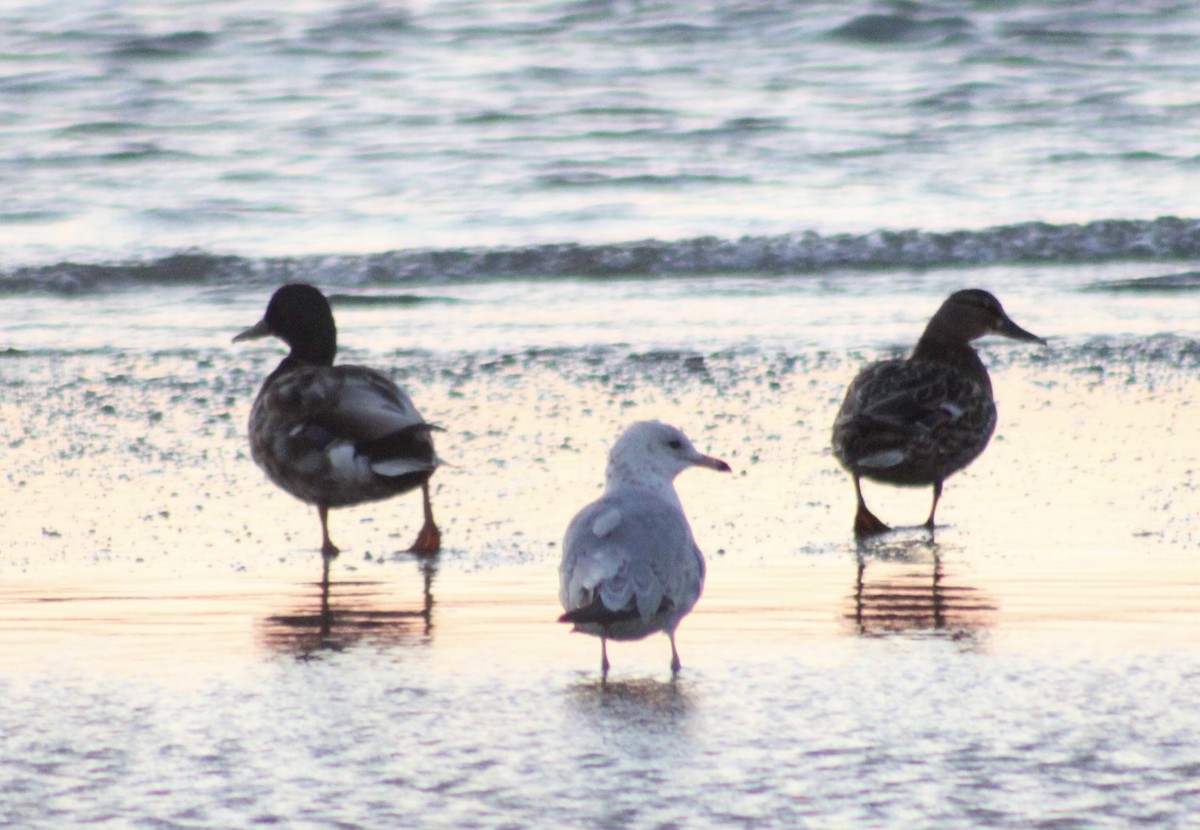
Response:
2,284,1199,827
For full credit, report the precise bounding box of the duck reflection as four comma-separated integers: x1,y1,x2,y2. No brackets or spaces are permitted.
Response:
847,537,996,644
260,553,437,659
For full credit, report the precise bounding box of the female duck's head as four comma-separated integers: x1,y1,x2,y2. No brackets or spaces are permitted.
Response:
923,289,1045,347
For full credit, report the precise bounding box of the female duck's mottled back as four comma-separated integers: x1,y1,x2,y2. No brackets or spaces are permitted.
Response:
234,283,441,566
832,289,1045,536
558,421,730,678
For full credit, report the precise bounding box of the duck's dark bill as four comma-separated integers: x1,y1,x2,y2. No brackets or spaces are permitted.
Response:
233,318,271,342
997,316,1046,345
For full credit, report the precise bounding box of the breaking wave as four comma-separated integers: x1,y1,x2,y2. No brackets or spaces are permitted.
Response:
6,217,1200,295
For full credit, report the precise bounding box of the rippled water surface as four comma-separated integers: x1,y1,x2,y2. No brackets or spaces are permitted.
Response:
3,272,1199,828
4,0,1200,823
5,0,1200,264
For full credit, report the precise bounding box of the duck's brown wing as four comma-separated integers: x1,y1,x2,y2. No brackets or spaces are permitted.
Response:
832,359,996,484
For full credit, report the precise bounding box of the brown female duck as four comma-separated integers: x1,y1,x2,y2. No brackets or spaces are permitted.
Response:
234,283,441,560
832,289,1045,536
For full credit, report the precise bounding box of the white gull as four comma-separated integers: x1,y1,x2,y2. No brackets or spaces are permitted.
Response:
558,420,731,678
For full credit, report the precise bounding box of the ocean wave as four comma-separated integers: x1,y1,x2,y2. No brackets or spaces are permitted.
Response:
6,217,1200,295
108,31,216,61
1086,271,1200,292
305,5,414,43
829,13,974,46
534,171,752,189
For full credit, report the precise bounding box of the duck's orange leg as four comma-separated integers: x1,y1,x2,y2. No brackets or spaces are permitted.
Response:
408,482,441,554
852,475,890,536
923,479,944,530
318,503,340,558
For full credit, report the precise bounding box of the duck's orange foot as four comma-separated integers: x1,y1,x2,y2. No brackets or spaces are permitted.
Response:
408,521,441,555
853,506,891,537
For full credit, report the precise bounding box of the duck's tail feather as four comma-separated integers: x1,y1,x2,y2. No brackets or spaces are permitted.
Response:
358,423,439,475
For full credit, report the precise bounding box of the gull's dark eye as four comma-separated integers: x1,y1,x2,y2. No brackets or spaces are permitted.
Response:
667,438,684,450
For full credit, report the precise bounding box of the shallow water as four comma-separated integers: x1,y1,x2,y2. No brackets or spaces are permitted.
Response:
3,273,1199,827
4,1,1200,823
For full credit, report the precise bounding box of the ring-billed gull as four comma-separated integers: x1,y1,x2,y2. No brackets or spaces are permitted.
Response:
558,420,730,677
832,289,1045,536
233,283,441,564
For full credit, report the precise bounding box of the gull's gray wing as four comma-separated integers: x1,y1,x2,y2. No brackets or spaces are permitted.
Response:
558,492,705,625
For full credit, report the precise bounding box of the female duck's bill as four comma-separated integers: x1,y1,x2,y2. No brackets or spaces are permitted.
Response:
831,289,1046,537
234,283,441,566
558,420,731,679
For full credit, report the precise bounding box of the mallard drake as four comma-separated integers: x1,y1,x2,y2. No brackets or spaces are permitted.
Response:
558,421,730,677
832,289,1045,536
234,283,441,560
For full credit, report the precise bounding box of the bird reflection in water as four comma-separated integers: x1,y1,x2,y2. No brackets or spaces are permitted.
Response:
847,537,996,645
260,553,438,659
565,677,695,746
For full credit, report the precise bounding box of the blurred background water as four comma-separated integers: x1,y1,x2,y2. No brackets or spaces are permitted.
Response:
3,0,1200,276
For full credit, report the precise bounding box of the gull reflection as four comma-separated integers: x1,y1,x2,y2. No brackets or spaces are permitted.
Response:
847,537,996,644
565,678,695,748
260,553,437,659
